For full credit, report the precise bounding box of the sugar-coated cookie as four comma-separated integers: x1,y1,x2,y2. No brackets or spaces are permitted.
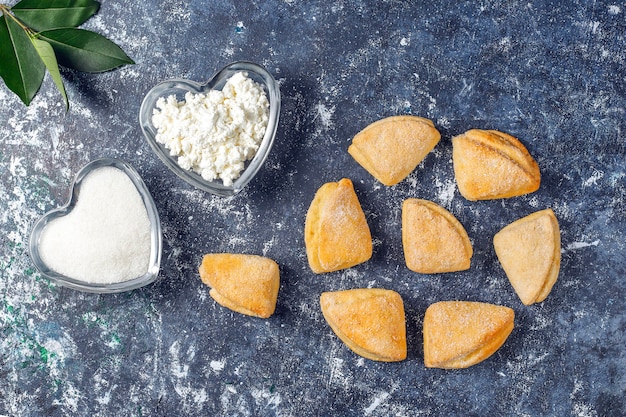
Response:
320,288,407,362
402,198,473,273
423,301,514,369
199,253,280,318
452,129,540,200
305,178,372,273
494,208,561,305
348,115,441,186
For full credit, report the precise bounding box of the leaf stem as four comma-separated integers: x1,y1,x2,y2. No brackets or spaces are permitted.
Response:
0,3,35,35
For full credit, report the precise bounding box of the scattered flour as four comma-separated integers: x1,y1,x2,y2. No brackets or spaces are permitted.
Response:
250,387,281,409
364,391,390,415
582,169,604,187
607,5,621,15
168,342,209,413
565,240,600,251
313,102,335,131
210,359,226,373
433,175,456,207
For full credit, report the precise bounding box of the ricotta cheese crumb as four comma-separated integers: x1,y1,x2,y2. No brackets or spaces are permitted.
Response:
151,72,269,186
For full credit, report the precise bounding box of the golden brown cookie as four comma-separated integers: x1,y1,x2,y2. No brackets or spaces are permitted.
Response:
493,208,561,305
348,115,441,186
402,199,473,273
320,288,407,362
423,301,515,369
452,129,541,200
304,178,372,273
199,253,280,318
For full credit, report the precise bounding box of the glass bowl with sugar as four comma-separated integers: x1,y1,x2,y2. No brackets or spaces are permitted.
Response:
29,158,162,293
139,61,281,196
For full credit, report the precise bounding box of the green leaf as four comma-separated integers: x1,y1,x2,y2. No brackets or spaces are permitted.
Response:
0,14,45,105
39,27,134,73
31,37,68,110
11,0,100,31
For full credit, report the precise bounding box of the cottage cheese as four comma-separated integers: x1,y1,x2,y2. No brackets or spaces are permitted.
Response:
152,72,269,186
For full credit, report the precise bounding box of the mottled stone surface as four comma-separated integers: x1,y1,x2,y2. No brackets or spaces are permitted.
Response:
1,1,624,416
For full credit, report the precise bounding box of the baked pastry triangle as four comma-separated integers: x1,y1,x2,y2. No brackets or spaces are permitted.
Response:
304,178,372,273
452,129,541,200
199,253,280,318
320,288,407,362
348,115,441,186
423,301,514,369
402,198,473,273
493,208,561,305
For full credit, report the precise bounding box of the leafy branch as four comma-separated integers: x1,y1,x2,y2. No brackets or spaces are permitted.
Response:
0,0,134,109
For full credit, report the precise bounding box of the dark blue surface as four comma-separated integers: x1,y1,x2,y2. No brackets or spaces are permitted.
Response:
0,1,624,416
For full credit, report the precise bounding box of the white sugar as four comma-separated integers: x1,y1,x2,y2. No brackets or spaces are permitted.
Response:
39,166,151,283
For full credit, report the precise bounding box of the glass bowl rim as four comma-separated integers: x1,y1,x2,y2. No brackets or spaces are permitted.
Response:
139,60,281,196
28,158,163,294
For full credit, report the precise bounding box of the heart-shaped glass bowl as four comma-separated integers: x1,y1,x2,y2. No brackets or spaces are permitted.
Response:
139,61,281,196
29,158,162,293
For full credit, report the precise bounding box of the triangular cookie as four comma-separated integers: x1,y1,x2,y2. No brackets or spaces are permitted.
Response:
199,253,280,318
304,178,372,273
320,288,407,362
493,208,561,305
402,199,473,273
348,115,441,186
452,129,541,200
423,301,514,369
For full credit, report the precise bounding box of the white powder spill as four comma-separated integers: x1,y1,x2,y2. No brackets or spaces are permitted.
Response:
168,342,208,413
182,189,253,227
565,240,600,251
582,169,604,187
262,235,278,256
197,286,208,302
433,175,457,208
87,16,144,57
608,171,625,187
500,36,513,50
313,102,335,131
364,391,390,415
299,301,320,320
529,313,552,331
573,403,598,417
219,385,246,416
92,369,119,407
95,390,111,406
437,115,452,129
2,154,59,306
161,0,192,24
570,379,598,417
250,387,281,409
52,382,83,413
327,356,346,389
608,5,621,15
222,45,236,57
210,359,226,373
169,341,189,379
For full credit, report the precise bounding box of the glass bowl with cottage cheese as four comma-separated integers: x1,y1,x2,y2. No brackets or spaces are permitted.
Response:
139,61,281,196
29,158,162,293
